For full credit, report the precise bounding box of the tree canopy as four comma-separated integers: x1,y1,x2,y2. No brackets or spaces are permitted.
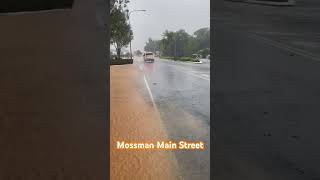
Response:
144,38,161,52
134,50,143,56
110,0,129,12
194,27,210,50
110,0,132,59
144,27,210,58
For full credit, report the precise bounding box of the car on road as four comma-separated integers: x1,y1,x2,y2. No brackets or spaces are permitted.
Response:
143,52,155,63
192,54,202,64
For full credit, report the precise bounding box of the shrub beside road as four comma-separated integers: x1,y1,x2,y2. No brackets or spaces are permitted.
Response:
160,56,194,62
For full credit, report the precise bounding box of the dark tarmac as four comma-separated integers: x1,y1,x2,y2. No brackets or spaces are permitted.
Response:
134,57,210,180
213,0,320,179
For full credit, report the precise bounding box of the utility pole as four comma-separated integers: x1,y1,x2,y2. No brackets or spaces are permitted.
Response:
127,9,146,60
174,36,177,60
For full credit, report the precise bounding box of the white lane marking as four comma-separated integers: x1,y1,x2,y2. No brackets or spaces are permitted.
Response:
180,70,210,81
167,65,210,81
201,74,210,78
143,75,157,108
254,31,320,37
249,34,320,61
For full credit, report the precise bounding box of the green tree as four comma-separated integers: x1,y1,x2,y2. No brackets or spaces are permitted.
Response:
175,29,192,57
160,30,192,58
161,30,176,57
134,50,143,56
197,48,210,58
110,7,133,59
145,27,210,59
194,27,210,50
111,0,129,12
144,38,161,53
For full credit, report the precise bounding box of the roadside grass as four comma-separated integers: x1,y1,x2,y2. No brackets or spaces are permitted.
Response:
160,56,194,62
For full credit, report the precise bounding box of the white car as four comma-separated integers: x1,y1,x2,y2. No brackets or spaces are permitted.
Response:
193,59,203,64
192,54,202,64
143,52,155,63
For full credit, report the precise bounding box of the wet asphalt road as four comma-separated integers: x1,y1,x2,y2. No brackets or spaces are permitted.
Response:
134,57,210,180
213,0,320,179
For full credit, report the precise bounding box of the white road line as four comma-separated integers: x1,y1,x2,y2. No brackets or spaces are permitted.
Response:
201,74,210,78
249,34,320,61
181,70,210,81
143,75,157,108
168,65,210,81
254,31,320,37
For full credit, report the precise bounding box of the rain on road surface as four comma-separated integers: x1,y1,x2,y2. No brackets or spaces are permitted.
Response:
134,57,210,180
213,0,320,179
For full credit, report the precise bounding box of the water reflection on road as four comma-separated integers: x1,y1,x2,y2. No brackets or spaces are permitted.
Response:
134,57,210,180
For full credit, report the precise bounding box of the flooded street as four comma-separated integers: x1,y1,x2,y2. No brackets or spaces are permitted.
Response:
134,57,210,180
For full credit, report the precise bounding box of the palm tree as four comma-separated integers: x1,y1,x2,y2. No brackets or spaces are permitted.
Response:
162,30,176,57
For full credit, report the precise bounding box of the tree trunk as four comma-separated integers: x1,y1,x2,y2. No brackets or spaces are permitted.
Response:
116,47,121,59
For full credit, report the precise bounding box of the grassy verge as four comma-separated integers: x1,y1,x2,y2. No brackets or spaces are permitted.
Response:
160,56,194,62
110,58,133,65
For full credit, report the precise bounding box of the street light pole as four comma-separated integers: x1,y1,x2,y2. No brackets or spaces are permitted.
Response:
174,35,177,60
129,27,133,59
174,38,176,60
127,9,146,60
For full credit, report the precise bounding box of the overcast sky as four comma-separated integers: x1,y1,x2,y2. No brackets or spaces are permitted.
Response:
126,0,210,52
